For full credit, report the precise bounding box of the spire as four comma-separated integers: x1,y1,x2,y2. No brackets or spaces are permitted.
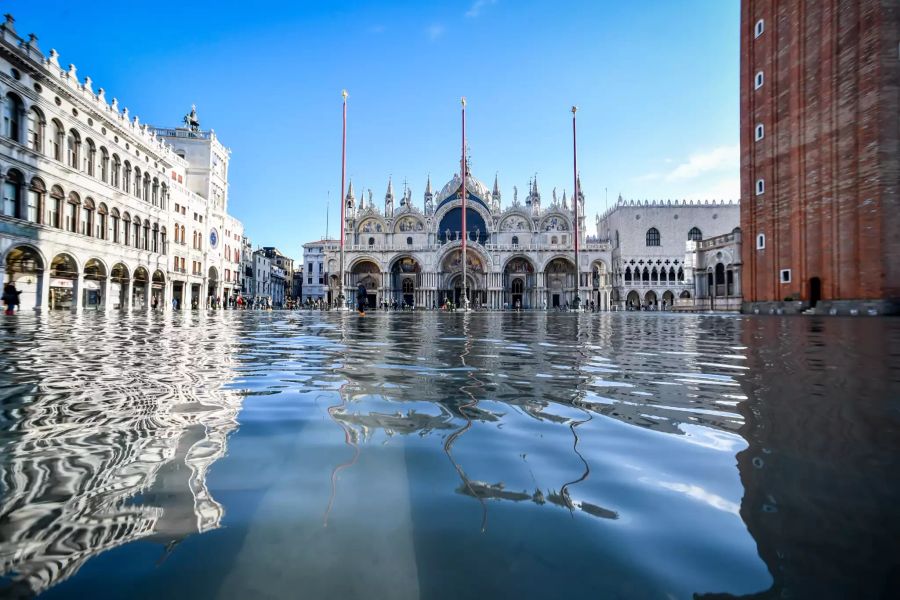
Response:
425,174,432,195
424,174,434,216
386,176,394,198
385,176,394,217
493,173,500,195
346,179,355,199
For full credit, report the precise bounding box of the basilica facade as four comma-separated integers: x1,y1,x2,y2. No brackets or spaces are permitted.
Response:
327,169,614,310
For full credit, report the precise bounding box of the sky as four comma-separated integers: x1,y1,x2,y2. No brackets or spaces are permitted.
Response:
7,0,740,257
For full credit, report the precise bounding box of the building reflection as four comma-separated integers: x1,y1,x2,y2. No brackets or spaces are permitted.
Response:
0,313,243,596
707,317,900,599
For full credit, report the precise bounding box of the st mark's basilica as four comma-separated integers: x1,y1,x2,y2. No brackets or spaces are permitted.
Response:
328,165,614,310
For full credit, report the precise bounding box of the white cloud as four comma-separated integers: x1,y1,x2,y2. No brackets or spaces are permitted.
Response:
466,0,497,18
664,145,739,182
426,24,445,41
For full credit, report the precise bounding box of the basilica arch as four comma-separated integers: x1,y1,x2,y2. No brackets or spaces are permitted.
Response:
3,244,46,311
503,255,536,309
349,258,382,308
438,246,488,307
543,256,576,308
389,255,422,307
590,259,612,311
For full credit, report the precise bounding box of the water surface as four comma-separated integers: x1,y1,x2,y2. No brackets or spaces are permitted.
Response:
0,312,898,599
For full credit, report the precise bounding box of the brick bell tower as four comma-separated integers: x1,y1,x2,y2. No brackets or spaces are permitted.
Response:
740,0,900,314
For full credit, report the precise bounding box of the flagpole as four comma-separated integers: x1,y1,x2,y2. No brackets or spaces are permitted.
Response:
572,105,579,310
461,97,468,311
339,90,347,310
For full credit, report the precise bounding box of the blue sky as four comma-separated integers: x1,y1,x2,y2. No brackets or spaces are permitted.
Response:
9,0,739,257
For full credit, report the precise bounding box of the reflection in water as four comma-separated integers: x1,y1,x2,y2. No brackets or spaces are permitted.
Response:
0,312,243,596
0,311,896,598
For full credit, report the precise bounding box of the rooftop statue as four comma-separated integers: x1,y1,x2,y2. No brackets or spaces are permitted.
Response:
183,104,200,132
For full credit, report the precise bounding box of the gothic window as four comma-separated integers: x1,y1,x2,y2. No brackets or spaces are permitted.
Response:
651,267,658,283
755,179,765,195
624,267,632,282
688,227,702,241
512,236,519,246
756,233,765,249
646,227,660,246
642,267,650,282
677,267,684,282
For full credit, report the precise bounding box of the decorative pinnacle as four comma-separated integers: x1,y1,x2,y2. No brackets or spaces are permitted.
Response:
342,89,348,100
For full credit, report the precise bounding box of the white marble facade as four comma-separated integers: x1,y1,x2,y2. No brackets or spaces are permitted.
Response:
0,15,242,311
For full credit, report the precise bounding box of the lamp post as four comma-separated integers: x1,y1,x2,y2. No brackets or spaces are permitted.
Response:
339,89,347,310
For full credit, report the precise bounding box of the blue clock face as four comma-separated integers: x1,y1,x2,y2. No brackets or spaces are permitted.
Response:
209,228,219,248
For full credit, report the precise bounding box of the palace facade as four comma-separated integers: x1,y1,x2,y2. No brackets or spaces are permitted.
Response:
0,15,243,311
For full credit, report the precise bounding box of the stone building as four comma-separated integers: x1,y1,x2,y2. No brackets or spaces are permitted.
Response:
262,246,294,305
0,15,243,311
740,0,900,314
597,197,740,309
302,238,337,301
327,168,614,309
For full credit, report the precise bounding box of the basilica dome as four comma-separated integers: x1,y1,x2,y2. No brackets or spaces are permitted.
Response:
435,172,491,208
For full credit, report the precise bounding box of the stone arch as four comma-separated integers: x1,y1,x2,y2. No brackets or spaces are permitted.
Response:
3,244,46,310
539,212,571,232
498,210,533,232
625,290,641,309
392,214,425,233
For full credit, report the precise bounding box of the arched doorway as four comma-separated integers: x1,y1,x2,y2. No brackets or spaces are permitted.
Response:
591,260,609,310
391,256,420,308
351,259,381,309
49,253,78,310
504,257,535,309
662,290,675,310
544,257,575,308
133,267,149,309
625,290,640,310
809,277,822,308
644,290,658,310
4,246,44,310
440,248,485,307
207,266,219,307
110,263,130,310
82,258,107,310
152,270,165,309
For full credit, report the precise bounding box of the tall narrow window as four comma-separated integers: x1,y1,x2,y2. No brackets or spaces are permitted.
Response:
755,179,765,195
755,123,764,141
52,120,64,161
27,178,44,224
86,139,96,176
754,19,764,38
3,93,23,142
756,233,766,249
754,71,764,90
2,171,22,218
27,106,44,153
67,129,81,169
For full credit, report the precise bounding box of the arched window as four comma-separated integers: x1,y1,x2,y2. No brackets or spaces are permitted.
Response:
27,177,44,224
110,208,120,243
111,154,121,187
160,226,167,254
651,267,658,283
85,138,96,176
96,203,108,239
65,191,80,233
151,223,159,253
122,211,131,245
406,236,412,246
511,235,519,247
51,119,64,161
160,184,167,210
67,129,81,169
151,178,159,206
368,237,375,246
27,106,44,152
100,147,109,182
646,227,660,246
756,233,765,249
624,267,632,282
688,227,702,241
642,267,649,282
133,218,142,249
615,230,620,248
134,168,142,199
2,170,23,218
123,161,131,193
81,198,94,236
3,93,23,142
677,267,684,282
669,267,676,282
551,235,558,245
143,174,150,202
48,185,63,228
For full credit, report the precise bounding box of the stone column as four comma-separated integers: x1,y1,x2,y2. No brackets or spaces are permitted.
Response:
163,279,172,311
37,271,50,311
73,273,84,311
123,280,132,311
104,276,113,312
144,280,152,312
200,277,208,309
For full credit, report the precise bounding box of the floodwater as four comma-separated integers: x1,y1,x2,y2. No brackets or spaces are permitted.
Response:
0,311,898,599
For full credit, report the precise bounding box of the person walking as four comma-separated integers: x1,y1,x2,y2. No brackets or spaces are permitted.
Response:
357,283,368,315
2,283,20,315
